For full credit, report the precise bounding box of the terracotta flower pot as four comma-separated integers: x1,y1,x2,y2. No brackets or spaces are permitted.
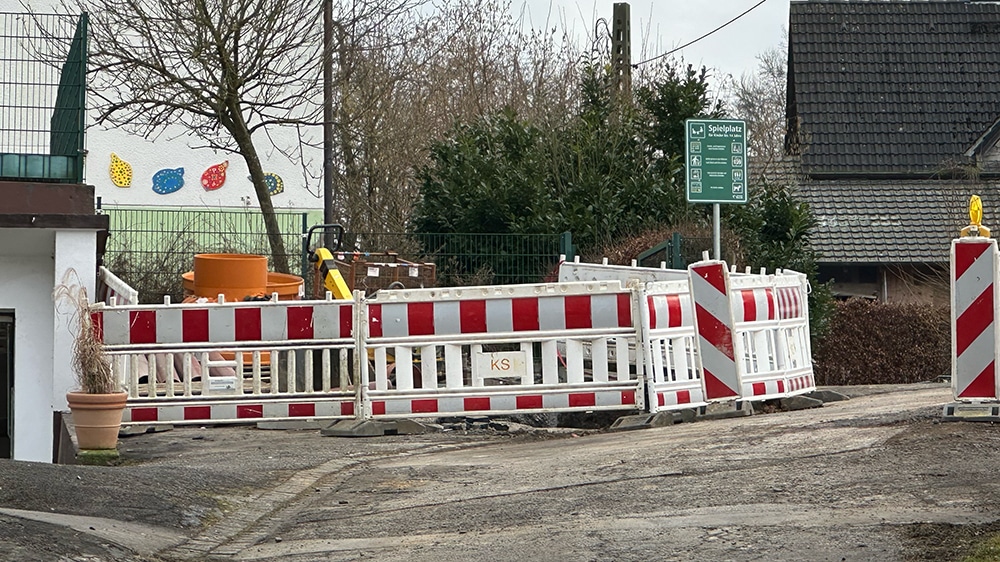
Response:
66,391,128,450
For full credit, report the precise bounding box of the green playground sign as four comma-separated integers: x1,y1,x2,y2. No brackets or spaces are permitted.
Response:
685,119,748,204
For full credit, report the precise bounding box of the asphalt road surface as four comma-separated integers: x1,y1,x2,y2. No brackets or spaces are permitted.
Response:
2,381,997,561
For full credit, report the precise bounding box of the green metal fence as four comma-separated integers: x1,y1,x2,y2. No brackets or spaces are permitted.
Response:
0,12,87,183
342,231,573,286
637,234,713,269
101,206,308,303
100,206,573,302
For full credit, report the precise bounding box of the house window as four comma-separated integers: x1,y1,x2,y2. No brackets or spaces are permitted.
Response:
818,265,879,284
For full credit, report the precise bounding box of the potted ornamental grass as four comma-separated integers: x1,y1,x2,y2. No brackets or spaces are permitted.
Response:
55,279,126,450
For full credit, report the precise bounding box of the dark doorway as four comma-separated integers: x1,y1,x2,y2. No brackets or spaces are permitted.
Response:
0,311,12,458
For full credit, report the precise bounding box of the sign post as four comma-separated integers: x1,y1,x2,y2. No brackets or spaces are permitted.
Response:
685,119,748,259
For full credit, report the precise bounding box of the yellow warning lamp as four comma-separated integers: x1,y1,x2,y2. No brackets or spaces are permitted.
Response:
961,195,991,238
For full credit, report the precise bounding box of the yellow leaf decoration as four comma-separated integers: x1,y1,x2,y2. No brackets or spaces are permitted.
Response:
109,152,132,188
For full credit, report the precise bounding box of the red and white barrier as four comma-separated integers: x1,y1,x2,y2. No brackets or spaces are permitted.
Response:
97,266,139,306
96,257,817,426
94,294,358,425
689,261,742,401
951,237,1000,400
96,299,353,346
559,261,815,407
640,280,706,412
124,397,357,424
360,281,644,419
730,267,815,400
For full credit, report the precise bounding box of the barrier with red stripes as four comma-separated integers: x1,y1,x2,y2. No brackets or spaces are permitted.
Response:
96,298,354,346
94,294,358,425
97,266,139,306
639,279,706,412
124,396,358,425
952,237,1000,400
359,281,646,419
567,257,814,403
96,257,818,427
689,261,741,401
730,267,815,400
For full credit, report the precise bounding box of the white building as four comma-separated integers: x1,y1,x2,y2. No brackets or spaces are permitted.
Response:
0,2,322,462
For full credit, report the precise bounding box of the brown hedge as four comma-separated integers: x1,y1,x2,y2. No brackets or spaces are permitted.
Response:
813,299,950,385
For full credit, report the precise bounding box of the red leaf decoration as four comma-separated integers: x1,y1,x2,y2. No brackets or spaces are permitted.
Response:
201,161,228,191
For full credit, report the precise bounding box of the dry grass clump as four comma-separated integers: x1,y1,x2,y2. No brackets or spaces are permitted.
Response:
53,274,116,394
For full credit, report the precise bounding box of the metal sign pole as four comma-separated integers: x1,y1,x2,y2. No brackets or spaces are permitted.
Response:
713,203,721,260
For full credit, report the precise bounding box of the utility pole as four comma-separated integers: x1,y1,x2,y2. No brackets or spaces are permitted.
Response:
322,0,335,249
611,2,632,103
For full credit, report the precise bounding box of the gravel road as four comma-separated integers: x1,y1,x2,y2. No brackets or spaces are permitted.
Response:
2,381,996,561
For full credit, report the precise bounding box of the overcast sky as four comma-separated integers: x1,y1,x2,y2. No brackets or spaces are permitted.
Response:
521,0,791,83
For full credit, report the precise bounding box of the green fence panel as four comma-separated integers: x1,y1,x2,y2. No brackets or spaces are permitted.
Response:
638,233,713,269
100,207,568,302
101,207,306,303
49,12,86,182
341,232,565,286
1,12,87,183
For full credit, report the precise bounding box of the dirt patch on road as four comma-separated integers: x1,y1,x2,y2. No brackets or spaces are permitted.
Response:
903,521,1000,561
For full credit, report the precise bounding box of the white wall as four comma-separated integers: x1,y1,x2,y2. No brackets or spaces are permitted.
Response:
88,127,324,211
0,228,98,463
3,0,325,211
0,229,56,463
52,230,97,408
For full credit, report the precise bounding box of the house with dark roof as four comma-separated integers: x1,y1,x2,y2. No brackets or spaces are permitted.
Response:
786,0,1000,303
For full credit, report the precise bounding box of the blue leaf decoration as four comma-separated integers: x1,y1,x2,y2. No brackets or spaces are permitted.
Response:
152,167,185,195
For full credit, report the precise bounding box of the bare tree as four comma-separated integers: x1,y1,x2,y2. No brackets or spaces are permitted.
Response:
727,46,790,187
42,0,585,251
44,0,333,272
323,0,583,235
57,0,328,271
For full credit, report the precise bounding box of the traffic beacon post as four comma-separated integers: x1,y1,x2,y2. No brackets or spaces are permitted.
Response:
961,194,991,238
947,194,1000,417
685,119,748,259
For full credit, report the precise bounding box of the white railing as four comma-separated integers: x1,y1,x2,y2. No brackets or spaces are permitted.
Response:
359,281,645,418
93,294,358,424
93,259,817,426
97,266,138,306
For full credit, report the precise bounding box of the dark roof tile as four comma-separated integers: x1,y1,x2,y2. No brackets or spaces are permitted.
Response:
790,1,1000,175
798,179,997,263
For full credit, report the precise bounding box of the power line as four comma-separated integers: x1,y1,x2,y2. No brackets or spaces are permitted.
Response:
632,0,770,68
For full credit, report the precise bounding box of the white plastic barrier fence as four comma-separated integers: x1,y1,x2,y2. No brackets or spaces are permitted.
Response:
639,279,706,411
559,257,688,284
94,259,816,426
770,268,816,395
359,281,645,418
97,266,139,306
93,294,358,425
729,265,815,400
561,258,815,402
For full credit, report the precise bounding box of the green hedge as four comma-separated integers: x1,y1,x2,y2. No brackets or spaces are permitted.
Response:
813,299,949,385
